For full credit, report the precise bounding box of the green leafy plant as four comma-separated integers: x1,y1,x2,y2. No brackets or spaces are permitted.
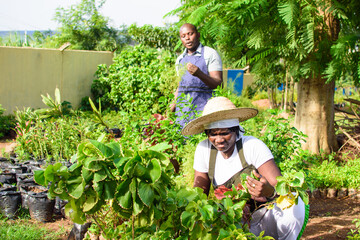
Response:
34,139,175,237
275,171,309,209
14,108,102,161
35,87,72,119
258,110,307,172
90,45,176,114
347,218,360,239
0,104,15,139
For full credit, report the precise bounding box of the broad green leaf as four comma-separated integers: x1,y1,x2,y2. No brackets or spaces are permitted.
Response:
82,168,93,183
44,165,55,182
153,205,163,220
70,153,78,164
107,142,121,157
141,149,170,166
138,209,154,226
148,142,172,152
83,190,98,212
69,162,81,172
222,197,233,210
138,182,154,207
58,165,70,177
71,208,86,224
130,178,137,199
52,162,63,172
232,200,247,212
124,157,137,175
275,181,290,195
103,180,116,200
113,199,132,219
86,198,104,215
114,156,130,169
67,175,82,185
148,159,161,183
117,179,132,209
33,170,46,186
199,204,214,221
292,172,305,186
218,229,231,239
176,188,200,203
298,190,309,205
159,213,174,230
89,139,113,158
133,194,144,216
289,177,302,188
84,157,102,172
68,181,85,199
93,181,103,195
181,211,196,231
133,163,148,179
65,199,86,224
94,169,107,182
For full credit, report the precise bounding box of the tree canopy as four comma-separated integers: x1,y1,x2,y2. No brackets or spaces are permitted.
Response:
53,0,127,51
168,0,360,153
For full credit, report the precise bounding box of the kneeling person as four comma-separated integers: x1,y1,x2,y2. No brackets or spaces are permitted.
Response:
181,96,306,240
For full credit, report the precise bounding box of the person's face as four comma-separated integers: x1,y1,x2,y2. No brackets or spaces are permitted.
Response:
207,128,237,156
179,26,200,53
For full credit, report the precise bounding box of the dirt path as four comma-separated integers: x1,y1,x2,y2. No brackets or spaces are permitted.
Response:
302,197,360,239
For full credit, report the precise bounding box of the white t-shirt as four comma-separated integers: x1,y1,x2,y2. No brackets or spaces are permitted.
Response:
175,43,223,73
193,136,274,186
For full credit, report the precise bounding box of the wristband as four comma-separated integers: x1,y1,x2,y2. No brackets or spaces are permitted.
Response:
266,188,277,201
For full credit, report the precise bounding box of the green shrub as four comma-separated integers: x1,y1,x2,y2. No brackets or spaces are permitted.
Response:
90,45,178,114
309,154,360,189
0,105,16,139
14,109,104,161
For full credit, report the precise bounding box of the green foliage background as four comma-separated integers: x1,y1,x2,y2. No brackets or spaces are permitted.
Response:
91,45,179,114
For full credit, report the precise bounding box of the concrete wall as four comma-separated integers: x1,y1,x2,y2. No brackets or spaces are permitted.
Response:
0,46,113,115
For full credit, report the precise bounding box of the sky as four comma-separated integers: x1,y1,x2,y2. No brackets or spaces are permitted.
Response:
0,0,181,31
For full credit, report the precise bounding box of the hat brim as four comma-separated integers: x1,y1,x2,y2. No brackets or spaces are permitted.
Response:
181,108,258,136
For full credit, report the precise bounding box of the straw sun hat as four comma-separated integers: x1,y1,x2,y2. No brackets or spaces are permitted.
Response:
181,97,258,136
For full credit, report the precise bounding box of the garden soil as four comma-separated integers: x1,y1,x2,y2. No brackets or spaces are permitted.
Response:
1,141,360,239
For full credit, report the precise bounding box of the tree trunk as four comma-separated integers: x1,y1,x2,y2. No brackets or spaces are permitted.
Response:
267,87,276,109
283,70,289,111
289,76,295,110
295,76,338,154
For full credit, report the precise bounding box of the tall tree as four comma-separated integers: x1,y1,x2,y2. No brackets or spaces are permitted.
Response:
168,0,360,154
53,0,127,51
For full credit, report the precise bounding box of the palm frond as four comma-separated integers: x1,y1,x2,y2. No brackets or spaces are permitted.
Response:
278,0,299,27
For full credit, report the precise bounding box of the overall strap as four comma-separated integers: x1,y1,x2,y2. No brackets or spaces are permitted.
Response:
208,139,246,186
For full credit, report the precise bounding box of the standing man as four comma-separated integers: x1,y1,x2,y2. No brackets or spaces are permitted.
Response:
171,23,223,128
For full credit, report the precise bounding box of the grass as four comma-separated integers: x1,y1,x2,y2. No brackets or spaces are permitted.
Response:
0,220,66,240
0,210,68,240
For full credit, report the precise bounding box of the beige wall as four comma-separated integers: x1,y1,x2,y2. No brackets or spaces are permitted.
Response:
0,46,113,115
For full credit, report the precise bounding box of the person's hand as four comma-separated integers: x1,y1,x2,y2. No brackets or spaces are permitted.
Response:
187,63,200,76
246,170,275,202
